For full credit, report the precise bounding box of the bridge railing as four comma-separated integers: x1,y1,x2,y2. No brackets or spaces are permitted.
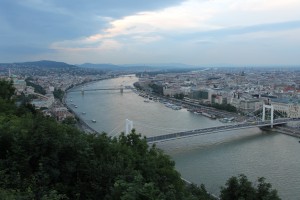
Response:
146,119,295,143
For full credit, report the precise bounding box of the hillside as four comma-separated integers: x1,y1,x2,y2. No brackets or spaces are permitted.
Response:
0,60,76,68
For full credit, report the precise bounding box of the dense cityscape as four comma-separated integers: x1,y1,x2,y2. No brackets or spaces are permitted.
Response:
2,61,300,126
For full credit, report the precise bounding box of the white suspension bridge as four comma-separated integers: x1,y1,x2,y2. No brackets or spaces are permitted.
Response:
108,104,300,143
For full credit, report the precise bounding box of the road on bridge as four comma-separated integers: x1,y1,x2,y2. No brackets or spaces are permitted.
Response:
146,118,300,143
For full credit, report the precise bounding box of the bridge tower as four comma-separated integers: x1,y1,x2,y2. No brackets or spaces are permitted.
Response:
262,104,274,128
81,87,84,95
125,119,133,135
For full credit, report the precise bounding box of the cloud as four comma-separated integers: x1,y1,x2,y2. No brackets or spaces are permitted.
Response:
2,0,300,65
229,0,300,12
50,0,220,50
51,0,300,51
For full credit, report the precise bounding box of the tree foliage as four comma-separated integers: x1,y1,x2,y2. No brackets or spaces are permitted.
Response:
211,103,237,112
0,79,15,100
25,78,46,95
148,83,163,95
53,88,64,102
220,174,281,200
174,93,185,100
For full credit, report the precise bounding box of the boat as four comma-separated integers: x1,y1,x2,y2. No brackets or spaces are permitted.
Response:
171,105,181,110
81,112,86,115
74,105,78,108
92,119,96,123
202,112,216,119
144,100,150,103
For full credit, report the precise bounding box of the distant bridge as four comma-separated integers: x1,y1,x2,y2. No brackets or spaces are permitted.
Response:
146,118,299,143
67,86,133,94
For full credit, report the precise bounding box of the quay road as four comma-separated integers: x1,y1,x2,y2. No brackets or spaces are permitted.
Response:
146,118,300,143
136,89,242,120
168,97,242,120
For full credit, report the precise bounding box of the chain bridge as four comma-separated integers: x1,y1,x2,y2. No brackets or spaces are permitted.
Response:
67,85,133,94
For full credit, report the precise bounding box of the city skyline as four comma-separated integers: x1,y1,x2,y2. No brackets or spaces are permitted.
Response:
1,0,300,66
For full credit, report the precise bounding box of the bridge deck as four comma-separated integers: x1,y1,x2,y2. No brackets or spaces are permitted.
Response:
146,119,299,143
68,88,129,92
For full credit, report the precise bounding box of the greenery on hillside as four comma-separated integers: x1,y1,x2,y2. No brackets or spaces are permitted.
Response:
53,88,64,102
0,79,281,200
25,77,46,95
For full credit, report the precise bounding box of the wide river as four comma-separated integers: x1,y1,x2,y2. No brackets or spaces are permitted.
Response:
66,76,300,199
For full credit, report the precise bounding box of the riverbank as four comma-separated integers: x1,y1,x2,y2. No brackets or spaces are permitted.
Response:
133,85,243,122
63,94,99,134
63,77,116,134
273,126,300,138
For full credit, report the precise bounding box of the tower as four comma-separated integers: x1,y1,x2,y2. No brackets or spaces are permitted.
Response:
262,104,274,128
125,119,133,135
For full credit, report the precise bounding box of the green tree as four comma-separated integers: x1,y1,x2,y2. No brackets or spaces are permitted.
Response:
174,93,185,100
25,78,46,95
256,177,280,200
0,79,15,100
148,83,163,95
53,88,64,102
185,183,215,200
220,174,281,200
62,116,77,125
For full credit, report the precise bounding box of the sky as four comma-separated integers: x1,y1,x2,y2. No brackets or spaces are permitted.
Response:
1,0,300,66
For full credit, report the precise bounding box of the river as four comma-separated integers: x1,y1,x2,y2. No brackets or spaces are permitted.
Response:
66,75,300,199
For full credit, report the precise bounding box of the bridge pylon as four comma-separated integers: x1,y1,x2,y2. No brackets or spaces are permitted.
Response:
125,119,133,135
262,104,274,128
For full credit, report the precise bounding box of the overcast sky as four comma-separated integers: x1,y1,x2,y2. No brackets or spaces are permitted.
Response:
1,0,300,66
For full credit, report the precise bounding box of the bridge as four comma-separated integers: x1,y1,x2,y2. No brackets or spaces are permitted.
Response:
67,86,133,95
122,104,300,143
146,119,298,143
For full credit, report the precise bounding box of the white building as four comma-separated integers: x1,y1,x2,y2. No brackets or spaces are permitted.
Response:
272,98,300,118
